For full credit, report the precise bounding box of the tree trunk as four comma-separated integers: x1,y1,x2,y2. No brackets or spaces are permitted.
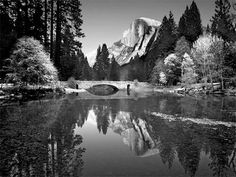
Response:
44,0,48,47
55,0,61,69
50,0,54,60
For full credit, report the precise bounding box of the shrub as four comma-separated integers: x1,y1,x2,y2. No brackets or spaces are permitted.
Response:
5,37,58,85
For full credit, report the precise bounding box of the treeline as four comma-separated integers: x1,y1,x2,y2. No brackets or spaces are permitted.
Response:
92,44,120,81
0,0,91,83
148,0,236,87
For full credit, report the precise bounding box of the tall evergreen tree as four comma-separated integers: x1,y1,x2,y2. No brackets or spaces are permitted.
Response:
187,1,203,42
44,0,48,47
50,0,54,59
178,1,202,43
178,6,189,39
32,1,44,41
109,57,120,81
157,12,178,55
55,0,62,70
93,44,110,80
0,1,16,79
54,0,84,78
81,57,92,80
211,0,236,42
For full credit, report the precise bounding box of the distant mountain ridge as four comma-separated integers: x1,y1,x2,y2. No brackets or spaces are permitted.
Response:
87,17,161,66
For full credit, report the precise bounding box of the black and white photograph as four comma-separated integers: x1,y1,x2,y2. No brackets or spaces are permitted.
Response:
0,0,236,176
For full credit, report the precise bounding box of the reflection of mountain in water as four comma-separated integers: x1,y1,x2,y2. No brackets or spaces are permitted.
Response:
109,111,159,157
83,97,236,177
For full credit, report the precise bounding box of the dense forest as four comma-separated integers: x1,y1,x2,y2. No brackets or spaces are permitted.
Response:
0,0,236,87
0,0,91,83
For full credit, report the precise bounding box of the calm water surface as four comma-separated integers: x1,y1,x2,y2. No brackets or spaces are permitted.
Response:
0,92,236,177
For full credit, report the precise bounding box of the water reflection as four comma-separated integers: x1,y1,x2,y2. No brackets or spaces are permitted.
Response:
0,99,86,177
0,93,236,177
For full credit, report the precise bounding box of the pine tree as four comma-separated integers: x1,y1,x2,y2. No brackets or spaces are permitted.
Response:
178,6,189,38
54,0,84,76
187,1,203,42
32,1,44,41
81,57,92,80
109,57,120,81
93,45,101,80
0,1,16,78
211,0,236,42
44,0,48,47
55,0,62,70
93,44,110,80
157,12,178,55
178,1,202,43
50,0,54,59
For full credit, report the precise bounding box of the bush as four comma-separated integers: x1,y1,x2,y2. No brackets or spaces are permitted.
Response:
5,37,58,85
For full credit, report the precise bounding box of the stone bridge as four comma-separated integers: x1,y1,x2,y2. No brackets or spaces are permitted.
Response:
75,81,152,90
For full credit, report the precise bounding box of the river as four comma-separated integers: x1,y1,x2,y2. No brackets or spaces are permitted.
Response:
0,92,236,177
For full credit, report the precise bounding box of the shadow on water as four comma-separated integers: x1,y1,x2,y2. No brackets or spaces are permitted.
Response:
86,84,119,96
0,94,236,176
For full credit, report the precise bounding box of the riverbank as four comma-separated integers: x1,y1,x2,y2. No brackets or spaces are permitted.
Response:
153,83,236,96
1,81,236,105
0,84,65,104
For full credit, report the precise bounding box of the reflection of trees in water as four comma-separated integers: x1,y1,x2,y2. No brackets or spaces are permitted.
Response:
146,114,236,177
1,95,236,177
93,104,110,134
81,97,236,177
207,127,236,177
176,131,201,177
0,98,86,177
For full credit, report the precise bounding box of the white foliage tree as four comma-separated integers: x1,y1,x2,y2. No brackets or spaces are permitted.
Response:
181,53,197,84
6,37,58,85
191,34,224,84
164,53,181,85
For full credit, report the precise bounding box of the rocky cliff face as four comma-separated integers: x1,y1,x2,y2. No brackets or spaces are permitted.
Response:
87,17,161,66
109,17,161,65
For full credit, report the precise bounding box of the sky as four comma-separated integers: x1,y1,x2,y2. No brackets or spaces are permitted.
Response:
80,0,216,56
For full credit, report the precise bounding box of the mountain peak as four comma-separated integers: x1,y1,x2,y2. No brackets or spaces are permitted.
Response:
138,17,161,27
86,17,161,67
109,17,161,65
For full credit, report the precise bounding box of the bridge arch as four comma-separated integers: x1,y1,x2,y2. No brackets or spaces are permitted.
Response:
86,84,119,96
76,81,136,90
